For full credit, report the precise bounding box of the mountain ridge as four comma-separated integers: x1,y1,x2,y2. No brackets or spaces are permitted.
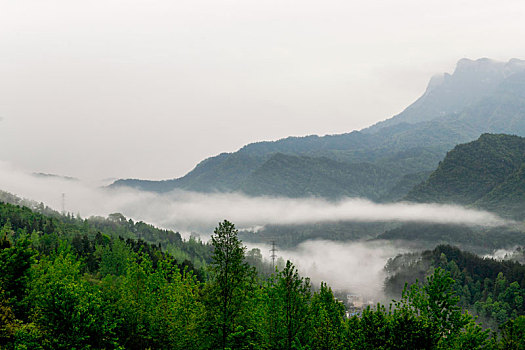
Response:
112,58,525,201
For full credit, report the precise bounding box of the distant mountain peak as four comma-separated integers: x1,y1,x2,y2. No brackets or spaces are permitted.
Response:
451,57,525,83
365,57,525,132
32,172,79,181
112,58,525,201
424,73,448,95
454,57,501,72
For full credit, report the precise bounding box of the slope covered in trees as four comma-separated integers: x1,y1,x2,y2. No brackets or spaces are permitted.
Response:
385,245,525,328
238,153,399,199
240,133,525,250
2,203,523,349
113,58,525,202
406,133,525,219
0,191,213,270
375,223,525,252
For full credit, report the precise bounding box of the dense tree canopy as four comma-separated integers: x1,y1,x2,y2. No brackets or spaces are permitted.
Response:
0,201,524,349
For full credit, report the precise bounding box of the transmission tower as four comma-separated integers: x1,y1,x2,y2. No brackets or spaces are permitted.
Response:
270,240,278,268
61,193,65,214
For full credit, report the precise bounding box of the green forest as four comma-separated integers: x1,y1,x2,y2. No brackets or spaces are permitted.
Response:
385,245,525,328
1,201,524,349
406,134,525,219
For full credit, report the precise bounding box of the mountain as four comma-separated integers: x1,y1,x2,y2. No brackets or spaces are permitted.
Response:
112,58,525,201
365,58,525,131
32,172,79,181
238,153,401,199
405,133,525,218
349,133,525,249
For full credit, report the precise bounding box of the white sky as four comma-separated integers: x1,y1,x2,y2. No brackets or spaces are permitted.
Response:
1,0,525,180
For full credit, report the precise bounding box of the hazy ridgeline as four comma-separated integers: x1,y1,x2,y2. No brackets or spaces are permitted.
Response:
0,162,517,305
0,161,509,232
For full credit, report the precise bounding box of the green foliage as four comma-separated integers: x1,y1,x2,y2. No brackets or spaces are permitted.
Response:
12,322,46,350
264,260,312,350
1,200,524,349
347,268,491,349
406,133,525,219
499,315,525,349
403,268,474,346
310,282,346,350
386,245,525,327
0,234,34,321
110,253,204,349
203,220,257,350
98,237,133,277
28,243,119,349
0,193,213,269
0,287,17,345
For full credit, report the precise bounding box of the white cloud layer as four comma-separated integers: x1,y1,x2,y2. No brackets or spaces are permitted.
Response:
0,162,513,298
0,162,509,238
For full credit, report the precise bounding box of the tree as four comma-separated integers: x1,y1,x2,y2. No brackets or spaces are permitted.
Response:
0,287,17,345
310,282,345,350
0,234,34,320
265,260,312,350
402,268,490,349
345,304,391,350
499,316,525,349
98,237,133,277
29,243,118,349
204,220,256,350
346,268,491,349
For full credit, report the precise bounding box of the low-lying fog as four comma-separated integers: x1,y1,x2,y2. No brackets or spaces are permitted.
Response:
0,162,509,235
247,240,406,301
0,162,513,298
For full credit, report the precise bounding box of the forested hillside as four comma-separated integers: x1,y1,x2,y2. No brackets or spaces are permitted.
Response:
238,133,525,249
1,202,524,349
113,58,525,201
0,190,212,269
375,223,525,252
244,132,525,249
406,133,525,219
385,245,525,329
240,221,393,248
238,153,399,199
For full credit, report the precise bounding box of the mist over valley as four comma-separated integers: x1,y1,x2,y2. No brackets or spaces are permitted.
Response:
4,59,525,299
4,0,525,346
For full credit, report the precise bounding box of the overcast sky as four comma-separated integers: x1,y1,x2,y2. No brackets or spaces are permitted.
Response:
1,0,525,181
